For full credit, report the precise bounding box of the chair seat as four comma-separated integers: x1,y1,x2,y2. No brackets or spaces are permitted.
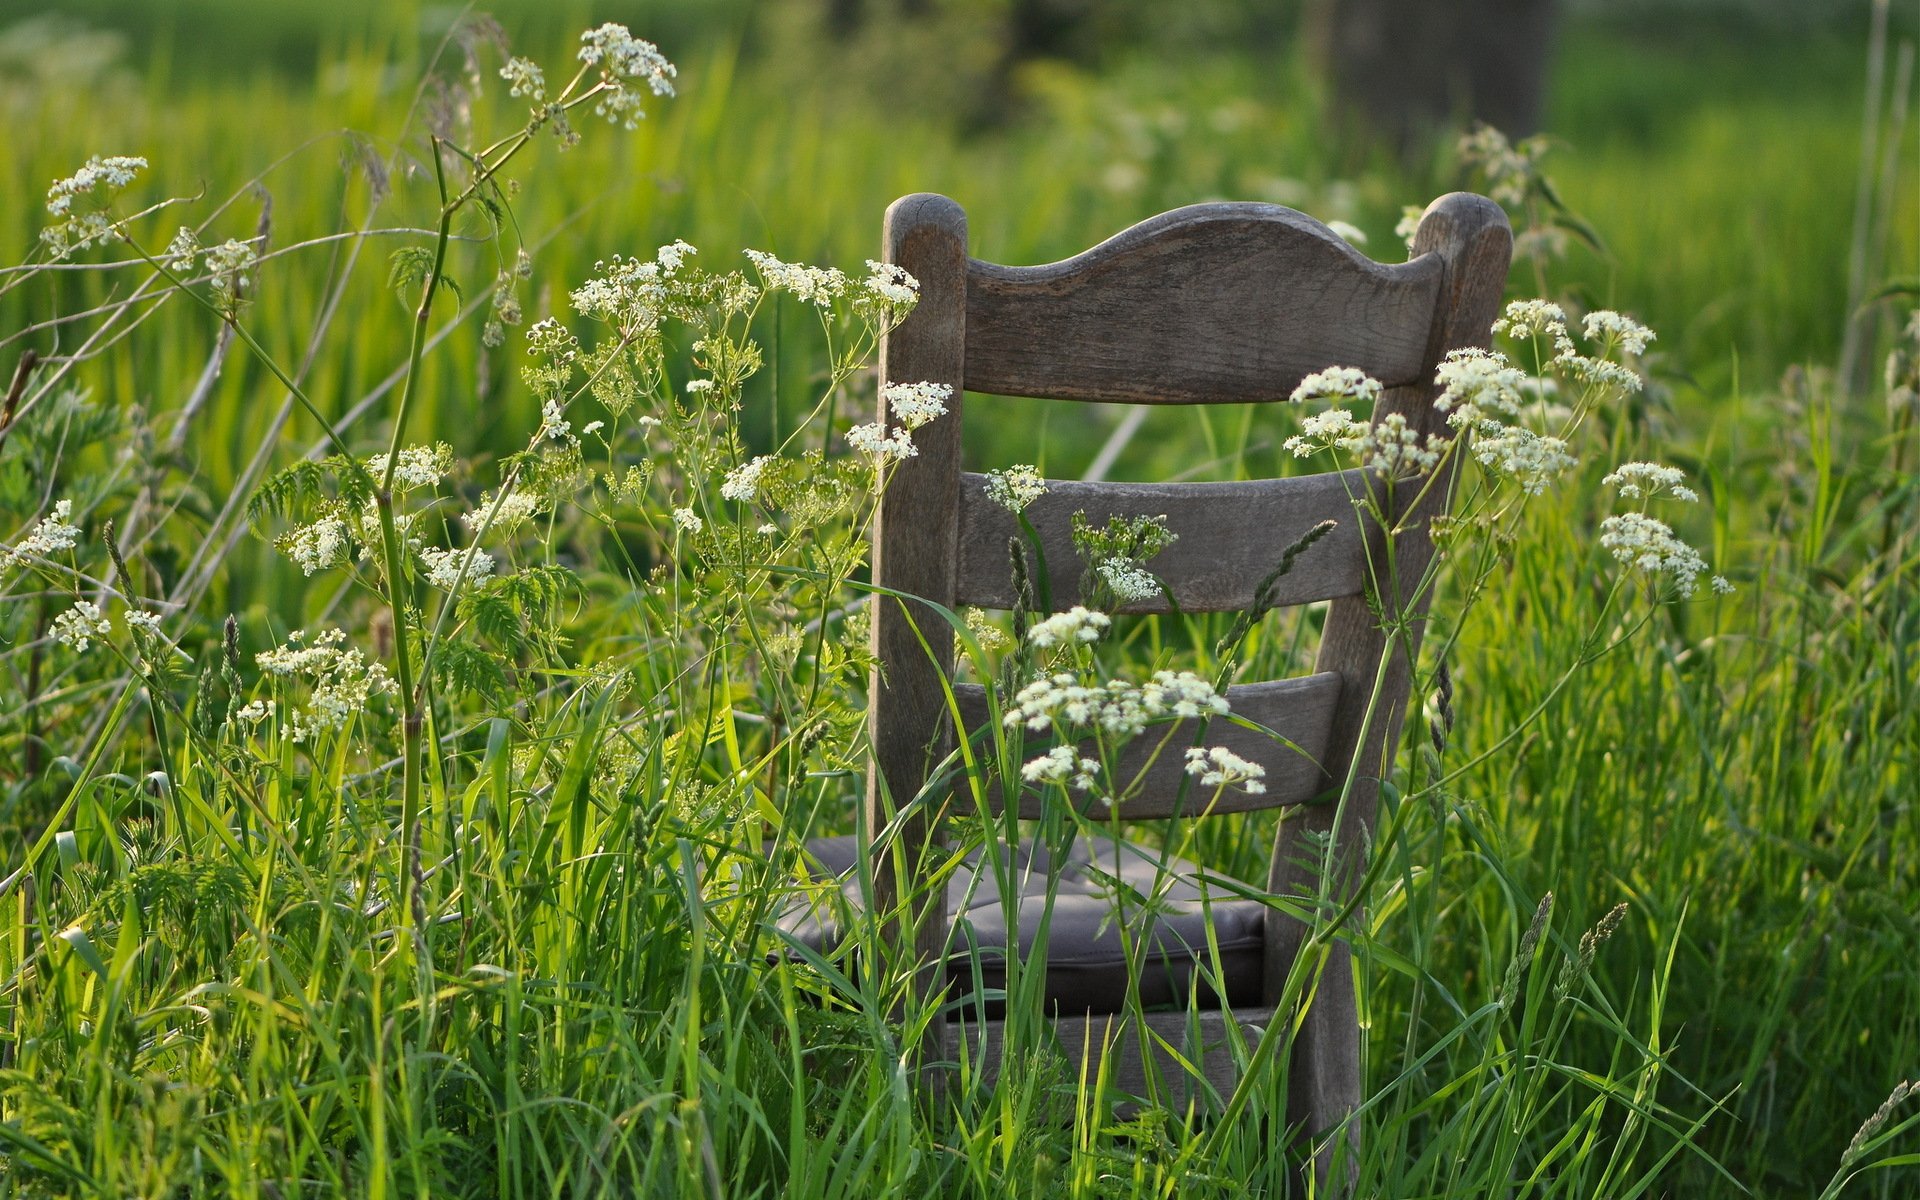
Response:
779,834,1267,1017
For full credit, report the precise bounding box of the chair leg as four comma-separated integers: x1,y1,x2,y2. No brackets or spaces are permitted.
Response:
1286,940,1360,1196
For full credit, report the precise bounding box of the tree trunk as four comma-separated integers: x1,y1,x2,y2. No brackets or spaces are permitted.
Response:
1307,0,1561,158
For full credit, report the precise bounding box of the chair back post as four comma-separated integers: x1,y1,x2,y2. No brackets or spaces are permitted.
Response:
1264,192,1512,1183
868,193,969,1083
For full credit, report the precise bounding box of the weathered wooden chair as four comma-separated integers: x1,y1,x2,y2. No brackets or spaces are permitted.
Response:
789,191,1509,1185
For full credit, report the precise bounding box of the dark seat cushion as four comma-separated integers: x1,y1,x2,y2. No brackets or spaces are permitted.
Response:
778,834,1267,1017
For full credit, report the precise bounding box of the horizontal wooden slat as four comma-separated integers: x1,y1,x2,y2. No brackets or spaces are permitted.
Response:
955,471,1369,614
951,1005,1274,1113
952,672,1342,817
963,203,1444,405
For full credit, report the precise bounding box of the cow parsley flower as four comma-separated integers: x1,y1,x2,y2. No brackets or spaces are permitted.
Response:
1284,408,1369,457
1598,512,1726,597
5,500,83,567
577,24,676,129
672,507,703,533
1097,557,1160,603
1184,746,1267,793
366,443,453,490
861,260,919,307
499,56,546,101
417,545,496,591
721,455,776,502
1020,746,1102,791
124,610,163,634
883,380,951,431
1290,366,1381,406
281,515,351,576
42,155,147,257
743,250,848,306
165,226,200,268
463,489,544,533
1026,606,1111,649
845,422,917,462
985,465,1048,513
1351,412,1451,476
202,238,258,314
1602,461,1696,502
1471,426,1575,495
257,629,396,743
51,600,111,653
1582,311,1655,357
1435,348,1530,419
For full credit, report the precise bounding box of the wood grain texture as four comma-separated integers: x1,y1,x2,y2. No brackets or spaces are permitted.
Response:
964,203,1445,404
869,193,970,1085
953,1006,1275,1114
954,471,1367,613
1262,191,1512,1194
951,673,1343,817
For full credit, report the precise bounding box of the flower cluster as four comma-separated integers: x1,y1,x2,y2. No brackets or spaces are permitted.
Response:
721,455,776,502
1290,366,1382,407
985,465,1048,513
417,545,496,591
202,238,258,315
281,515,351,576
844,422,917,462
743,251,920,320
1026,606,1110,649
1021,745,1103,790
51,600,112,653
42,155,147,257
882,380,951,430
5,500,83,568
257,629,397,743
1004,669,1228,739
577,24,677,129
1598,513,1731,598
1096,557,1161,603
367,443,453,491
1602,461,1697,502
499,56,546,102
1184,746,1267,794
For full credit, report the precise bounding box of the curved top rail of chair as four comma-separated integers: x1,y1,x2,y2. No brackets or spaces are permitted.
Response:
958,201,1447,405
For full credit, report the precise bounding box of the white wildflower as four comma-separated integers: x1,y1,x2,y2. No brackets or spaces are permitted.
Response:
861,259,919,307
463,489,543,533
537,399,575,444
235,699,271,723
202,238,257,314
1026,606,1111,649
985,465,1048,513
1184,745,1267,793
1598,512,1718,597
1582,310,1655,356
366,443,453,490
1352,412,1451,476
5,499,83,567
1603,461,1696,502
1325,219,1368,246
882,380,951,431
845,421,917,462
165,226,199,268
1435,348,1530,418
45,155,147,216
1471,426,1575,495
51,600,111,652
569,255,666,328
756,522,780,536
577,24,677,129
672,507,703,534
1290,366,1381,406
499,56,546,101
1097,557,1160,603
1140,670,1230,720
417,545,496,591
1561,353,1644,394
685,379,715,394
721,454,776,502
653,239,696,272
1493,299,1568,344
1395,205,1423,250
256,629,396,743
124,610,163,634
743,249,848,306
281,515,351,576
1284,408,1369,457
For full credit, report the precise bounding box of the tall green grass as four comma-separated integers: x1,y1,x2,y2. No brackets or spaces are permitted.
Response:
2,4,1917,1196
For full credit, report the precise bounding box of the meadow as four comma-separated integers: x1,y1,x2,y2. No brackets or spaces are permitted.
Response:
0,2,1917,1196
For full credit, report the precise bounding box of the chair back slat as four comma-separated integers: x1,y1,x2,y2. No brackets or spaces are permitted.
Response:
954,470,1369,614
963,204,1444,405
952,672,1343,817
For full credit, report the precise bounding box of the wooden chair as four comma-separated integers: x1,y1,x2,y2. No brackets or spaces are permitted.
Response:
798,191,1509,1185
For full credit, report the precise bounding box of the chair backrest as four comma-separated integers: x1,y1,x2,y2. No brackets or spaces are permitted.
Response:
864,192,1512,996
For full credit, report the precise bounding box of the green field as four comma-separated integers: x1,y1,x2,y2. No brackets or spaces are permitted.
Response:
1,2,1917,1196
